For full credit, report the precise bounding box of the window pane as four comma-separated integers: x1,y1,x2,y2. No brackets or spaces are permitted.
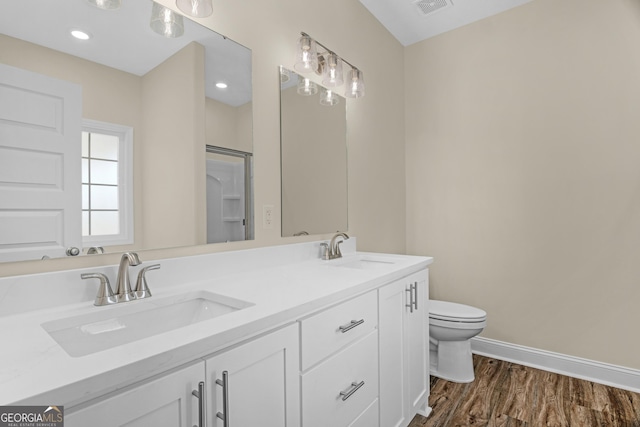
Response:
91,211,119,235
82,184,89,210
82,158,89,183
90,133,119,160
91,185,118,209
90,159,118,185
82,211,89,236
82,132,89,157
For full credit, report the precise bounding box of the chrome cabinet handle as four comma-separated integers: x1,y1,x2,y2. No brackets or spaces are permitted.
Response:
406,285,414,313
216,371,229,427
406,283,418,313
339,319,365,333
192,381,206,427
340,380,365,401
413,282,418,311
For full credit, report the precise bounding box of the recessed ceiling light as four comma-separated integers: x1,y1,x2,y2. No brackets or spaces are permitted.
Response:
70,29,91,40
216,82,228,89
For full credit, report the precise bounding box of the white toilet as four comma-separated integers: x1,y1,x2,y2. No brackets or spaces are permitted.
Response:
429,300,487,383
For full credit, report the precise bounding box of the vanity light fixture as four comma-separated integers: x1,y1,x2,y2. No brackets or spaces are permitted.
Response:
297,77,318,96
345,68,365,98
294,34,318,73
150,2,184,38
176,0,213,18
322,52,344,88
87,0,121,10
319,87,339,106
215,82,228,89
70,29,92,40
294,32,365,98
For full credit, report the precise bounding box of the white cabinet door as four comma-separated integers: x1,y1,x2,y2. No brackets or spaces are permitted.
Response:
65,363,204,427
205,324,300,427
406,274,429,415
379,279,409,427
0,63,82,262
379,269,429,427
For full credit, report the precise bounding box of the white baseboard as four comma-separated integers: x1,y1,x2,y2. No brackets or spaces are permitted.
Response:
470,337,640,393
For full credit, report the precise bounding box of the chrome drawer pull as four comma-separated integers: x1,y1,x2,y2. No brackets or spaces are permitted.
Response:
339,319,365,333
340,380,365,401
216,371,230,427
406,286,414,313
191,381,206,427
413,282,418,310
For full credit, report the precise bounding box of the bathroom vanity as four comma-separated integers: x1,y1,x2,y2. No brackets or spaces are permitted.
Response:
0,240,433,426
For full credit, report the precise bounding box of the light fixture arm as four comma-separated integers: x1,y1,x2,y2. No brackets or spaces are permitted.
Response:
300,32,359,72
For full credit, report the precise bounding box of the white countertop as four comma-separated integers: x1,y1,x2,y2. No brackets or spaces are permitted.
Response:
0,243,432,407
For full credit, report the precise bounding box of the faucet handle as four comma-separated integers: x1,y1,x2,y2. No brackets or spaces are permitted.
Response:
134,264,160,299
87,246,104,254
320,243,330,260
81,273,116,306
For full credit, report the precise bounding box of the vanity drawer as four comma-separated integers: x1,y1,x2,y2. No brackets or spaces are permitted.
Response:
349,399,379,427
300,290,377,369
301,330,379,427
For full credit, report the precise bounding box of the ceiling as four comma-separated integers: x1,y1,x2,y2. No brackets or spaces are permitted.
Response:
359,0,535,46
0,0,252,106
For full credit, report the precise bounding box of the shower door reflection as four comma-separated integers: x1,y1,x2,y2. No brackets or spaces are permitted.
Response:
205,146,254,243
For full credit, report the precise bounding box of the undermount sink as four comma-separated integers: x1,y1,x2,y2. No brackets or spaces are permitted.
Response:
328,254,397,270
42,291,253,357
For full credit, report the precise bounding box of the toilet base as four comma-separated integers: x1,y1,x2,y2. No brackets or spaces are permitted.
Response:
430,339,475,383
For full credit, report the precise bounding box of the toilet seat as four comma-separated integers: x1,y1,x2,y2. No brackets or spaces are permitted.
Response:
429,300,487,323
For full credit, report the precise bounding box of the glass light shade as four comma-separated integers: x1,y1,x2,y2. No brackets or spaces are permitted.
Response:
87,0,121,10
176,0,213,18
150,3,184,38
319,88,339,107
344,68,365,98
322,53,344,87
294,35,318,73
280,68,291,83
297,78,318,96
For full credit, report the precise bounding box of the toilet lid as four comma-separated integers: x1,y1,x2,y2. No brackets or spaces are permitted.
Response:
429,300,487,322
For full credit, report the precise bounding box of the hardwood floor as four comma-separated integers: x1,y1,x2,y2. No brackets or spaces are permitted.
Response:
409,355,640,427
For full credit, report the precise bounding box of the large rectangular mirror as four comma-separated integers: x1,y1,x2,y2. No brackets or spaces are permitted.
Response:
279,66,347,237
0,0,253,262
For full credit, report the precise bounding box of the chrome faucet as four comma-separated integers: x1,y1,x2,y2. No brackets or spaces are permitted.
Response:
81,252,160,306
115,252,141,303
322,232,349,260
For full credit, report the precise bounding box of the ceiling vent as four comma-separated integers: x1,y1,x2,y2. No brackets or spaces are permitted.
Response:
413,0,453,17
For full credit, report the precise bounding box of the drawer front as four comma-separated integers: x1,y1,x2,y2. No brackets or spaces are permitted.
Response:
300,290,377,369
301,330,379,427
349,399,379,427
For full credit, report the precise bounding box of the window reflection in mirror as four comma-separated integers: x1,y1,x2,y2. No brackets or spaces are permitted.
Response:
81,120,134,248
0,0,253,263
279,66,348,237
